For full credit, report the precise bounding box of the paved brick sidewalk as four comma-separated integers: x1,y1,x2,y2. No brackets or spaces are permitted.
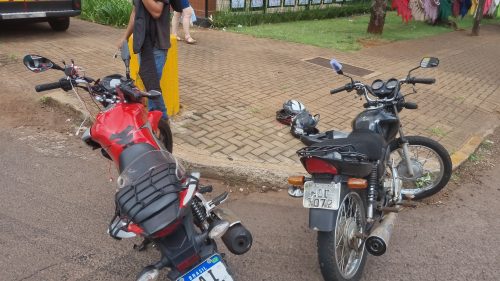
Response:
1,20,499,184
174,24,500,177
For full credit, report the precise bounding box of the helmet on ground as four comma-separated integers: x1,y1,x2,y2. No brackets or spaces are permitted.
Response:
276,100,306,125
291,111,320,138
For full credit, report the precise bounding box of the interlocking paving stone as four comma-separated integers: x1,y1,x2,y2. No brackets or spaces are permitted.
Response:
1,20,499,171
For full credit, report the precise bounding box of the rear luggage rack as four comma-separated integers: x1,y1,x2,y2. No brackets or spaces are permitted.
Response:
114,163,184,235
297,145,369,162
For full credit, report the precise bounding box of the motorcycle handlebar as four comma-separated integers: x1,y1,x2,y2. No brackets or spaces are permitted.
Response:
330,83,352,94
35,81,62,92
35,79,73,93
407,77,436,85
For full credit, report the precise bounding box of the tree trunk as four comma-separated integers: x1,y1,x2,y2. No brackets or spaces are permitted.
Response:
471,0,486,36
367,0,388,34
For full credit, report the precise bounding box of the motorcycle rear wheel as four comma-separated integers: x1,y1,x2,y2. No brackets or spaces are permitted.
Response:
156,119,173,153
317,190,367,281
389,136,452,200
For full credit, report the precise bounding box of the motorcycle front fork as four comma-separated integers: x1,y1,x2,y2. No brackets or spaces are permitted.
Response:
398,128,415,178
393,105,414,177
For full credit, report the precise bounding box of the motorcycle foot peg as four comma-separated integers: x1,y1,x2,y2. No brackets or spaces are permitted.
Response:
199,185,213,194
134,238,153,252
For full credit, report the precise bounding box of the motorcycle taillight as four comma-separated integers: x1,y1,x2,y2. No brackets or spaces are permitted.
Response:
177,254,201,273
305,157,338,174
152,219,181,238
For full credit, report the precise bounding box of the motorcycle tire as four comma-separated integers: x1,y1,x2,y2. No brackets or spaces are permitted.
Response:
157,119,173,153
389,136,452,200
317,189,368,281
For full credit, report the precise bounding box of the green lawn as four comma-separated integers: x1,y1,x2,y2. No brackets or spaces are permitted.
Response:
229,12,500,51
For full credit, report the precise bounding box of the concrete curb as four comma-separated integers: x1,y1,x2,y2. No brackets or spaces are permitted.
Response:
45,90,496,188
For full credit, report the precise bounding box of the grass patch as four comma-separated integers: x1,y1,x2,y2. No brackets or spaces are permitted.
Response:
229,12,500,51
468,152,483,163
429,126,447,138
81,0,132,27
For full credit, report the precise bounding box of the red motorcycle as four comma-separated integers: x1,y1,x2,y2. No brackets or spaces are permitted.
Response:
23,48,252,281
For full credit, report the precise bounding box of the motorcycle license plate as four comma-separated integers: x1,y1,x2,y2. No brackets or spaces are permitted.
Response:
302,181,341,210
176,254,233,281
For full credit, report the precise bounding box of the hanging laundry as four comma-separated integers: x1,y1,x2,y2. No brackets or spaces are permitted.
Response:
439,0,453,20
424,0,440,22
483,0,493,14
469,0,478,15
410,0,427,20
489,0,500,15
460,0,472,17
392,0,413,22
453,0,461,17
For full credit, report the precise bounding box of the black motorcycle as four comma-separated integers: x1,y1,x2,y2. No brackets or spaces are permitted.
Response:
287,57,452,281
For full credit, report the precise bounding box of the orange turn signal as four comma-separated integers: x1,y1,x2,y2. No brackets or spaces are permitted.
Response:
348,178,368,189
288,176,305,186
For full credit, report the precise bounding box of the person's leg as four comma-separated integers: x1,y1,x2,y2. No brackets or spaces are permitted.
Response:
148,48,168,120
182,6,196,43
171,11,182,40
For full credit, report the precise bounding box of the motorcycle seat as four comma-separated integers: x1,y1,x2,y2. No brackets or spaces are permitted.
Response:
119,143,157,173
300,130,349,146
312,129,386,161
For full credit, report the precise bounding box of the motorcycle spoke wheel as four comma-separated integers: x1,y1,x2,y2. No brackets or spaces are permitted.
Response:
334,193,365,279
390,136,452,200
318,191,367,281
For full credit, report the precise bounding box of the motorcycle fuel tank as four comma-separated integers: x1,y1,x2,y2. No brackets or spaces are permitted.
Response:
90,103,159,163
351,107,400,142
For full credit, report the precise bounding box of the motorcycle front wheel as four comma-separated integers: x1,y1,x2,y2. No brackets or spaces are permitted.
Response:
156,119,173,153
317,190,367,281
390,136,452,200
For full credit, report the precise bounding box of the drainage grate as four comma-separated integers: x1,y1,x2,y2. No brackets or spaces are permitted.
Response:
305,57,374,77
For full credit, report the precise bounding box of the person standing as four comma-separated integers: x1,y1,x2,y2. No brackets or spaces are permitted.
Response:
117,0,171,120
171,0,197,44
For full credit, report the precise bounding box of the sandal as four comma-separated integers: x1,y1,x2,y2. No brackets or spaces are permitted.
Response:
174,35,183,41
185,36,197,44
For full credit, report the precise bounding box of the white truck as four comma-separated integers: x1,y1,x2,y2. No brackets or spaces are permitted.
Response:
0,0,81,31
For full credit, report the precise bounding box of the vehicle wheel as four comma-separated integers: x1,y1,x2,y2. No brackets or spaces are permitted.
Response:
317,190,367,281
389,136,452,200
156,119,173,153
48,17,70,31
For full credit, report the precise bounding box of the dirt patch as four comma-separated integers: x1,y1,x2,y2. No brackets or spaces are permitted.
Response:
421,125,500,205
357,37,390,48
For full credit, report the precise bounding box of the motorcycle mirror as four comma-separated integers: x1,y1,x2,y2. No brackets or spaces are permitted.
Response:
23,54,55,73
420,57,439,68
330,59,344,75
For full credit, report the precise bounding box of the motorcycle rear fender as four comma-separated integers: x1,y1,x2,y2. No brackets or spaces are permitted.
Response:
148,110,162,132
309,208,337,232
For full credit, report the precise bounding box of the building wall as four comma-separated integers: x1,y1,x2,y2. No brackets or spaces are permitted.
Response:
189,0,349,19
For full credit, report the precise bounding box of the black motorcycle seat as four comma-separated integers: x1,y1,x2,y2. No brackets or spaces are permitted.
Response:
312,130,386,161
119,143,157,173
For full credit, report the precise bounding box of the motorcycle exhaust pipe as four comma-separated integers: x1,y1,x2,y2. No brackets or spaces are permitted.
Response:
365,212,398,256
221,223,253,255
